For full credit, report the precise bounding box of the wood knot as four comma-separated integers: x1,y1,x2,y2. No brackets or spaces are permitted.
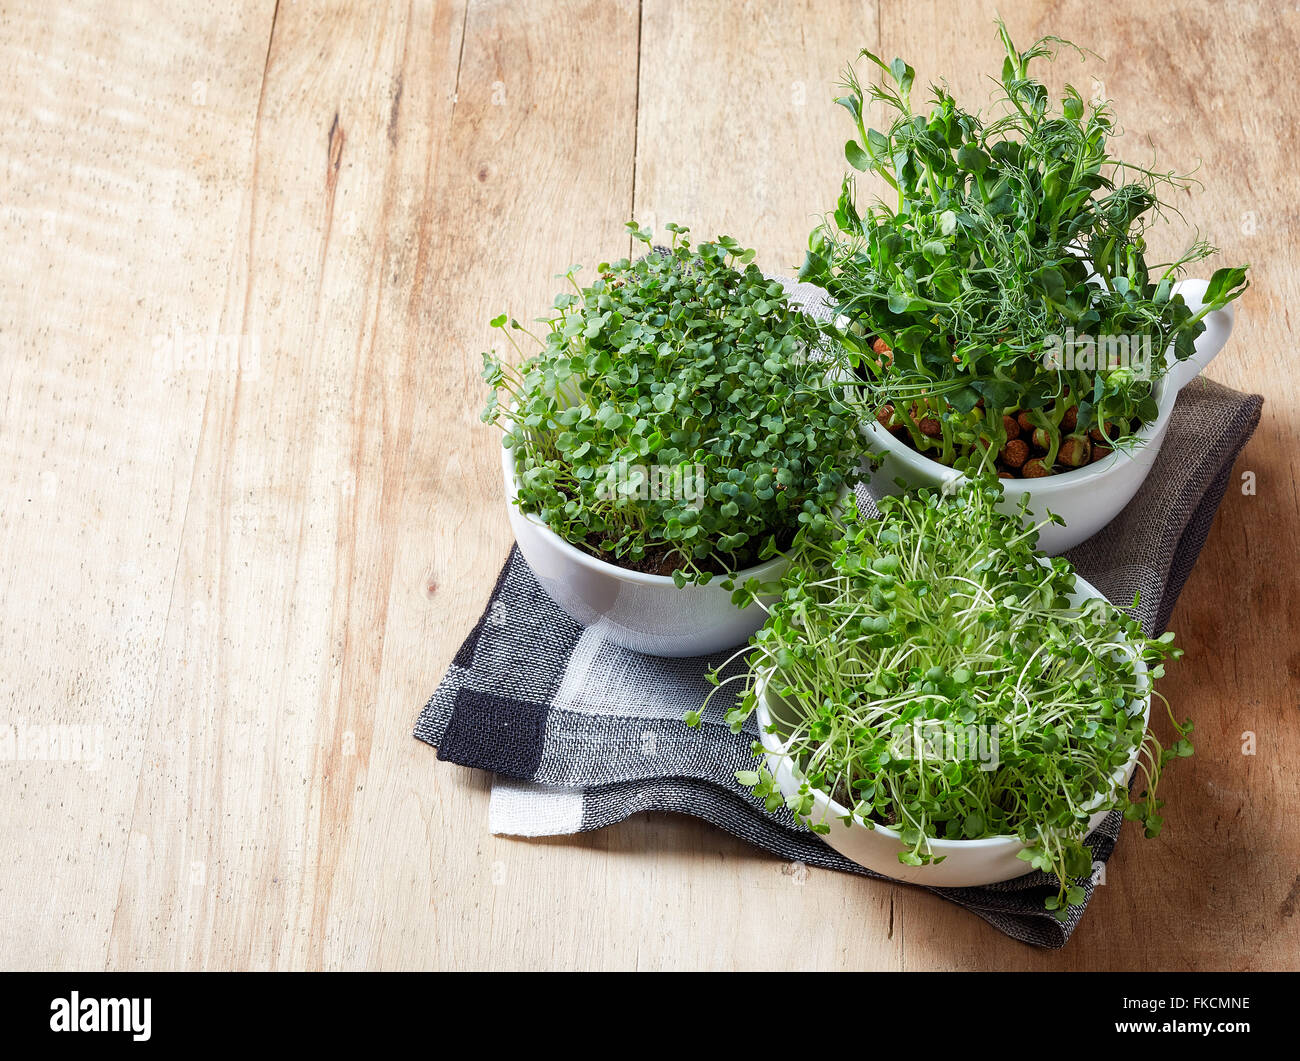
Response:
327,111,345,180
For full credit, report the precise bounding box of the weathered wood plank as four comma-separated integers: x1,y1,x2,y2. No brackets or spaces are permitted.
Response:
2,0,1296,971
106,0,641,969
0,0,277,969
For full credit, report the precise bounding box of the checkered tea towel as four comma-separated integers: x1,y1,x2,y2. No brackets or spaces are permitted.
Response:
416,280,1262,948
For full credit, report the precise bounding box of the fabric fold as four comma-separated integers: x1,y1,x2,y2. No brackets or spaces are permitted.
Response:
415,366,1260,949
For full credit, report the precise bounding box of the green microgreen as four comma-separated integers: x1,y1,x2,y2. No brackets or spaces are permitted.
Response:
696,482,1190,918
800,21,1249,477
482,223,865,584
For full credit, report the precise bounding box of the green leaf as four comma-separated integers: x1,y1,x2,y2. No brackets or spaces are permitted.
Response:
1032,265,1067,302
955,144,988,174
889,56,915,97
845,139,872,172
1203,265,1249,306
834,94,862,126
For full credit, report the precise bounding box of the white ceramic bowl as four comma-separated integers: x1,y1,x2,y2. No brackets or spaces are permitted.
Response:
753,569,1150,887
501,443,787,657
863,279,1236,554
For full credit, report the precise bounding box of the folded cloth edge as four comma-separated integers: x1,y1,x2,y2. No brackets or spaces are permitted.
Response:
419,373,1264,950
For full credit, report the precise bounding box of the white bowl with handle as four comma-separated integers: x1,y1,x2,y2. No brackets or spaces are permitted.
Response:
863,279,1236,554
501,442,786,657
753,569,1150,887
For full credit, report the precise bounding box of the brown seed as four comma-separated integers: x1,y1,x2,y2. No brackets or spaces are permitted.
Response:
1021,458,1051,478
1091,443,1114,463
1061,405,1078,432
1000,439,1030,469
871,337,891,355
1089,421,1115,444
1017,411,1035,434
919,417,942,438
1059,435,1091,467
875,404,895,429
1031,427,1050,451
1002,414,1020,441
997,470,1014,479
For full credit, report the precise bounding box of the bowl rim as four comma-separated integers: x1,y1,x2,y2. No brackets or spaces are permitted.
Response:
500,439,789,587
752,569,1151,851
861,373,1170,496
850,276,1226,495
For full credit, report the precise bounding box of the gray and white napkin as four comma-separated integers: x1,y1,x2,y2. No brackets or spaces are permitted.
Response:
415,371,1261,948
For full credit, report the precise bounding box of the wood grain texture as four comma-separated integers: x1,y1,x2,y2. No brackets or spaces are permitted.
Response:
0,0,1296,970
636,0,879,274
103,0,475,971
0,0,276,969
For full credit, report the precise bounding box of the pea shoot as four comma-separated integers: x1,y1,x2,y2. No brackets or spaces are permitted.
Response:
801,22,1249,478
695,483,1191,918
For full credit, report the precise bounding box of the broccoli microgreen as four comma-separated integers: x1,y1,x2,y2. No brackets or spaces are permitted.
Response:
483,223,864,584
696,482,1189,918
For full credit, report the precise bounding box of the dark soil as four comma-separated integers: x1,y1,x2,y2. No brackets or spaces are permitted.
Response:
577,525,796,578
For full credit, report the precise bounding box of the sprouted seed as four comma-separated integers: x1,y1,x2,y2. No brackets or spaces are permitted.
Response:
689,483,1191,919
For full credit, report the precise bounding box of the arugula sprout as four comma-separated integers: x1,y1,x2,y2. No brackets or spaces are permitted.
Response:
801,21,1249,477
698,482,1189,918
482,223,864,585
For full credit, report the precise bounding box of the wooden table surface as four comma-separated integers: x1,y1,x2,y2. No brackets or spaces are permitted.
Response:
2,0,1296,971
